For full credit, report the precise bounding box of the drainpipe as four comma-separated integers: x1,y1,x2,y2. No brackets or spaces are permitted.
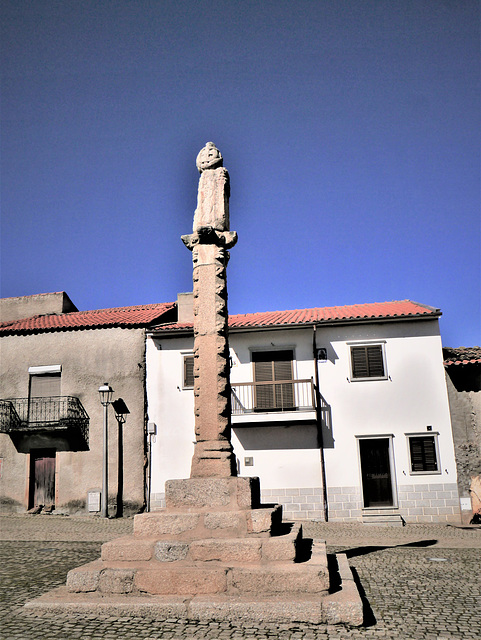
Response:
313,325,329,522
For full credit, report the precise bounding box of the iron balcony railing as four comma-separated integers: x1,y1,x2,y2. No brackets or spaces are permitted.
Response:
0,396,89,444
231,378,317,415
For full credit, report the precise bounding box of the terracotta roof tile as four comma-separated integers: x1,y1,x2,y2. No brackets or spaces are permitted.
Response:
0,302,176,335
443,346,481,366
154,300,439,333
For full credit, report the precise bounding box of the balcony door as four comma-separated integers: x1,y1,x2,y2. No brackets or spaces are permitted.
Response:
29,449,56,509
28,373,61,424
252,350,294,411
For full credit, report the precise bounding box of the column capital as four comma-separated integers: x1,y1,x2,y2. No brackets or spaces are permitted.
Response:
182,227,237,251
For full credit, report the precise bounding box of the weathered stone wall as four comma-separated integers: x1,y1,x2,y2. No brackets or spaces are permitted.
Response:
445,368,481,514
0,292,77,323
0,326,147,514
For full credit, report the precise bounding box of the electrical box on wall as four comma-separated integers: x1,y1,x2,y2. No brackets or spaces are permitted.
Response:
147,422,156,435
87,490,101,512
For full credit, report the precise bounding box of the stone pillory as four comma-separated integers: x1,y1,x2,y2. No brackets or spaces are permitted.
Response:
182,142,238,478
30,144,363,627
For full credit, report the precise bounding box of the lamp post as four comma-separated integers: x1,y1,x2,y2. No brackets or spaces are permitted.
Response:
112,398,129,518
98,383,113,518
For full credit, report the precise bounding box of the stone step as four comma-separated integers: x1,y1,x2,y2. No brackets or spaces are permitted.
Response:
362,512,405,526
165,477,261,511
31,553,363,626
133,504,283,539
67,546,329,596
101,524,303,564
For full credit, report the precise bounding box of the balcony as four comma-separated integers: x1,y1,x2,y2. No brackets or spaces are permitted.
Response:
0,396,89,450
230,379,317,425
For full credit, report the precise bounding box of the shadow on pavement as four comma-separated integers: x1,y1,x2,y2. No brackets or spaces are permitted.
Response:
350,566,377,627
344,539,438,558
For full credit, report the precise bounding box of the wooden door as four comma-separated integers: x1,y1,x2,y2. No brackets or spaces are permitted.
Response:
29,449,56,508
359,438,394,508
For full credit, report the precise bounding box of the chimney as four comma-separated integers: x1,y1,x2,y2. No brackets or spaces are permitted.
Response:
177,292,194,323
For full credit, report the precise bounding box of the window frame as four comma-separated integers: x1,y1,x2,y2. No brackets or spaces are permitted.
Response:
348,341,387,382
182,354,195,389
406,432,441,475
250,348,295,412
356,434,398,509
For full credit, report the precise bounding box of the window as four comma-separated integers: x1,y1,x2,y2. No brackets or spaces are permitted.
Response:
252,350,294,411
28,366,62,398
350,344,386,380
29,373,61,398
408,435,440,474
27,365,62,426
183,355,194,388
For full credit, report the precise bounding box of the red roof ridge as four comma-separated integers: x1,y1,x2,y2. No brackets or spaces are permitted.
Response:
230,299,437,318
78,301,174,315
0,301,176,335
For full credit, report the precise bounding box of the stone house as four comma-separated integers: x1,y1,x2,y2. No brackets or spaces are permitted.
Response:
0,292,175,515
147,297,461,524
443,346,481,522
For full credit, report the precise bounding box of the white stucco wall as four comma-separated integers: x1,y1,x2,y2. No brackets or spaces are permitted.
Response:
317,320,457,489
146,336,195,496
146,318,459,522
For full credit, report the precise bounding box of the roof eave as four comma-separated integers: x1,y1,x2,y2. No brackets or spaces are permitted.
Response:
148,311,440,337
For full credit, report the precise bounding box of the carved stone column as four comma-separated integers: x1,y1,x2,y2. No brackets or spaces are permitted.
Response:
182,143,238,478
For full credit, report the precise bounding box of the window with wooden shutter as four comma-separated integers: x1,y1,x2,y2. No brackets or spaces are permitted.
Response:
183,355,194,388
350,345,385,379
252,350,294,411
30,373,61,398
408,435,440,473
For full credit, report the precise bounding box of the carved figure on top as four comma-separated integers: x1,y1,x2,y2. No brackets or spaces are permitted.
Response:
196,142,223,173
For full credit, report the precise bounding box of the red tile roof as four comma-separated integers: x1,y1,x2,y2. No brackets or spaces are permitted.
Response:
443,347,481,366
0,302,176,335
154,300,440,333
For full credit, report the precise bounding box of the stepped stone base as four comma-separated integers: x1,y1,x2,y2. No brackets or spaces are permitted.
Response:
25,553,362,625
25,477,363,626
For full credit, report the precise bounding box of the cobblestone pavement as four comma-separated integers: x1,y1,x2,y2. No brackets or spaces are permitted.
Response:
0,514,480,639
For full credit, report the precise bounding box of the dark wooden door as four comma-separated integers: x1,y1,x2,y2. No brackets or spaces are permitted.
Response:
30,449,56,508
359,438,394,508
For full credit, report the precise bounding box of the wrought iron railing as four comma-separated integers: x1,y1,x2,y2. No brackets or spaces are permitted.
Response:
0,400,22,432
0,396,89,443
231,379,316,415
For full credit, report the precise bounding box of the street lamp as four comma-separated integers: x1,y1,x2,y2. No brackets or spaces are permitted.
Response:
112,398,129,518
98,383,113,518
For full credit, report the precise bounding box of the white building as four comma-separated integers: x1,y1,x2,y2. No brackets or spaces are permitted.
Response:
146,297,461,524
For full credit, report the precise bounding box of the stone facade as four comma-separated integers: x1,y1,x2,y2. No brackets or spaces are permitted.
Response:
0,327,146,514
443,349,481,521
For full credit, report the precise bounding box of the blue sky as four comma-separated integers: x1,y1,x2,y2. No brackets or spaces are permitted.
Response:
1,1,479,346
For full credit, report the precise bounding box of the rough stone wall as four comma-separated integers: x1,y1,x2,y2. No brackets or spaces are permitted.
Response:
0,292,77,323
0,327,147,514
445,369,481,509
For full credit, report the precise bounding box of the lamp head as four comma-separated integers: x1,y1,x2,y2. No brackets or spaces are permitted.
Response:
98,383,113,406
112,398,130,422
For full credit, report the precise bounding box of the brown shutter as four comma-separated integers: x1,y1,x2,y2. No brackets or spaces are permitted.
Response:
30,374,61,398
183,356,194,388
351,345,384,378
409,436,438,472
252,351,293,410
366,345,385,377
